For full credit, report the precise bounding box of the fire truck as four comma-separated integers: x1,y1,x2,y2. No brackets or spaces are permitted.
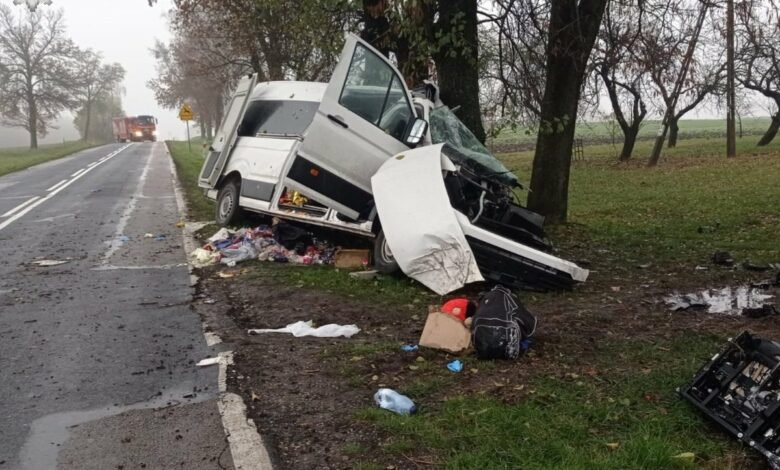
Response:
112,115,158,142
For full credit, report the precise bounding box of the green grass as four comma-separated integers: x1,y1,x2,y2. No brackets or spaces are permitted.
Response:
500,136,780,264
490,117,775,146
244,262,439,307
0,140,102,177
357,334,752,469
166,139,214,221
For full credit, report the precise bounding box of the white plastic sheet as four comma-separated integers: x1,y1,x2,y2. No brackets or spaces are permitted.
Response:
371,144,483,295
247,320,360,338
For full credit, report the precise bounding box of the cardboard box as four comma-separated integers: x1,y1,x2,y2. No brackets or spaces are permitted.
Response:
419,311,471,353
334,249,369,269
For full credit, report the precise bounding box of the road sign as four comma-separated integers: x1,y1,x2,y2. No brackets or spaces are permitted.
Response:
178,103,194,121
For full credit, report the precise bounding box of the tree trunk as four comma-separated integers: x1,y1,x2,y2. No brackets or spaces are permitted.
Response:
28,92,38,149
620,126,638,161
527,0,607,223
758,112,780,146
667,118,679,148
83,101,92,142
434,0,485,143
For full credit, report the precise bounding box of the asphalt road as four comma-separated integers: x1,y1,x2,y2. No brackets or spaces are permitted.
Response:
0,143,233,469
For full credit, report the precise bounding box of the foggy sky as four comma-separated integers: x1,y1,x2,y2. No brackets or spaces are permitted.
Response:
0,0,186,146
63,0,184,140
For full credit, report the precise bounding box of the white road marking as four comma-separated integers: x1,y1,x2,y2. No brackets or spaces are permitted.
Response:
46,179,68,192
1,196,40,218
71,168,86,177
0,144,132,233
100,146,154,264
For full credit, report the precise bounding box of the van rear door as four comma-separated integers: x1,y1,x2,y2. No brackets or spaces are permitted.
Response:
282,34,416,220
199,74,258,189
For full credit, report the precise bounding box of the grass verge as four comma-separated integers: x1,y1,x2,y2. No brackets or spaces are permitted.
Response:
357,334,753,469
166,139,214,221
0,140,103,177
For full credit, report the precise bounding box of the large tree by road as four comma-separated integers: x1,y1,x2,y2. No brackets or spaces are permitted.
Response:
526,0,608,223
0,5,80,149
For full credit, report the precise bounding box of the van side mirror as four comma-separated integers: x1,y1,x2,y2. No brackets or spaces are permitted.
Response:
404,118,428,148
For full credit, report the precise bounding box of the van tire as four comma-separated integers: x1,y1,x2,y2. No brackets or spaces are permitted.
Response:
373,229,400,274
215,178,243,226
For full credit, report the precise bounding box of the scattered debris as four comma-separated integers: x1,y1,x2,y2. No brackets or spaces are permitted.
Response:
672,452,695,462
665,287,774,315
447,359,464,373
419,310,471,353
374,388,416,415
400,344,418,352
191,224,337,268
742,305,779,319
472,286,537,360
679,331,780,468
441,298,474,322
606,442,620,450
217,271,239,279
144,233,154,238
118,235,130,243
348,270,379,281
31,259,69,267
196,357,220,367
247,320,360,338
334,249,369,269
175,220,186,228
711,251,735,266
155,234,167,241
637,263,652,269
695,265,709,271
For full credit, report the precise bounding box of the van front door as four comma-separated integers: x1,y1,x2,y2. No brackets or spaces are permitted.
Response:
199,73,258,189
283,34,416,220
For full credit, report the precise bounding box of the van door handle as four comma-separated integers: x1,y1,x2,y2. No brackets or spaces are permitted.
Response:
327,114,348,129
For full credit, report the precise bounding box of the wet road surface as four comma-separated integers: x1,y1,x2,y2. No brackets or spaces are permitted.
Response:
0,143,232,469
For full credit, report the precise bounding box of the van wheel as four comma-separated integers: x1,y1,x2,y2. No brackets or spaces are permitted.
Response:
215,179,243,226
373,229,399,274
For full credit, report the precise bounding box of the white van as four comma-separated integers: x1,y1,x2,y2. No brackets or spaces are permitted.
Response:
198,34,588,295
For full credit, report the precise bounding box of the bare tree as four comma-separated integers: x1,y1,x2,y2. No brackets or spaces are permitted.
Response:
594,0,648,161
0,5,80,148
736,0,780,146
73,49,125,142
644,0,726,148
74,87,124,142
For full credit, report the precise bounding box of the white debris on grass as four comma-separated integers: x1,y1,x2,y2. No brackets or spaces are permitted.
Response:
248,320,360,338
665,286,774,315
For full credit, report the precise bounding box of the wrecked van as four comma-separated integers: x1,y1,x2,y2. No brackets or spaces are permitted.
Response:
198,34,588,295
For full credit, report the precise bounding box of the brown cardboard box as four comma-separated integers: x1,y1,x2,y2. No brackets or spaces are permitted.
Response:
419,311,471,353
334,249,369,269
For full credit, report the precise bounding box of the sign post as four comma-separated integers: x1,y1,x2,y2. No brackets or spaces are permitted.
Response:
178,103,195,152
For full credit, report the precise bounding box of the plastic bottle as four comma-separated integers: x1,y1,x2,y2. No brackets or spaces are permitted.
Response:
374,388,417,415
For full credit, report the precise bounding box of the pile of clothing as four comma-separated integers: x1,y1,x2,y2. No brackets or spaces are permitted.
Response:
190,222,336,268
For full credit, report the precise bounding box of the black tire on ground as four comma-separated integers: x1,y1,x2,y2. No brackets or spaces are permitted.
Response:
373,229,400,274
215,178,243,226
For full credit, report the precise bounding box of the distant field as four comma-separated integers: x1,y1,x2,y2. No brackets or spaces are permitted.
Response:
489,116,774,148
0,141,103,177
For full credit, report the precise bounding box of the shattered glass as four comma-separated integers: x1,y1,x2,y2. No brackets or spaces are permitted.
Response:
429,106,520,187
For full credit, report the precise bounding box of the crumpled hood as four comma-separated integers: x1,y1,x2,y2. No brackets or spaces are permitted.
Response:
371,144,484,295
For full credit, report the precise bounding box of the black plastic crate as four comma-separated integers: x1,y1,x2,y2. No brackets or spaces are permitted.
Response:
679,331,780,464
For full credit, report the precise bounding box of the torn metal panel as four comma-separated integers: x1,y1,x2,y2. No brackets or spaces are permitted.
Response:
372,144,484,295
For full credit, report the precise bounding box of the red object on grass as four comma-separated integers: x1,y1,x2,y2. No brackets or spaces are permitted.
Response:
441,298,471,322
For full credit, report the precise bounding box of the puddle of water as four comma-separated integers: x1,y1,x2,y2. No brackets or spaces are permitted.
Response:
665,286,775,315
17,381,214,470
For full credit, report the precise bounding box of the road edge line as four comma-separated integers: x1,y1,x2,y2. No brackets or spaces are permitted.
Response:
165,142,274,470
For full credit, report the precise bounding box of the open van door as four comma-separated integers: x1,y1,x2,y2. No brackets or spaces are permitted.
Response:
199,74,258,189
283,34,427,220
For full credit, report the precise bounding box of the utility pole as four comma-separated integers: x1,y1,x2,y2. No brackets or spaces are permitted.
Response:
726,0,736,158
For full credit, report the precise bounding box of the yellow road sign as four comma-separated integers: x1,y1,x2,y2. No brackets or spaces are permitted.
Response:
179,103,194,121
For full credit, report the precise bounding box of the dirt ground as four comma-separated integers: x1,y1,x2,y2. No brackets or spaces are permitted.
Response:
193,237,780,469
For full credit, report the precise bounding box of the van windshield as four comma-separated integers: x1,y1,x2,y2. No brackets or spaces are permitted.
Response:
239,100,318,137
429,106,519,187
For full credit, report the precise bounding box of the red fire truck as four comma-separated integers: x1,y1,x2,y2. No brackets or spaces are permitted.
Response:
112,115,158,142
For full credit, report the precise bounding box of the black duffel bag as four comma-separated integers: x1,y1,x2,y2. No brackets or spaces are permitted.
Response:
471,285,537,360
